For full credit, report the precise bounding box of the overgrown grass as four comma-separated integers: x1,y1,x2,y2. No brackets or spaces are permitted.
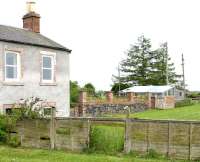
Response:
105,104,200,120
89,124,124,154
0,146,190,162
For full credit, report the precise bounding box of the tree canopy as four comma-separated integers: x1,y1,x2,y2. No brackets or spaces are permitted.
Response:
113,35,180,89
83,83,96,96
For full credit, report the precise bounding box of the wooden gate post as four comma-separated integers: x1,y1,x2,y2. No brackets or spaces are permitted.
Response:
50,107,56,149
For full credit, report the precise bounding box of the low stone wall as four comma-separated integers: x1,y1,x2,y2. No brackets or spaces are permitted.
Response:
83,103,148,117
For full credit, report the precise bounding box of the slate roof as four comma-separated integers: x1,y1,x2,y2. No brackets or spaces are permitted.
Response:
0,25,71,52
122,85,174,93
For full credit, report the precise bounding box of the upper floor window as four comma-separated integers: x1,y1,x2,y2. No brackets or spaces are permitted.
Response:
42,54,55,83
5,51,21,81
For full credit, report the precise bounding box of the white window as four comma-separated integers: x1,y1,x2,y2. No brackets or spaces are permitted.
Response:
42,55,55,83
5,51,21,81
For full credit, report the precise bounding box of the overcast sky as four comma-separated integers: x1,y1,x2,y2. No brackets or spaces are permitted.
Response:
0,0,199,91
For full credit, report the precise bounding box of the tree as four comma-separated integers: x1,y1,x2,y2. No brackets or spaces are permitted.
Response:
83,83,96,96
111,83,131,95
150,43,179,85
114,35,179,86
70,81,80,106
117,35,153,86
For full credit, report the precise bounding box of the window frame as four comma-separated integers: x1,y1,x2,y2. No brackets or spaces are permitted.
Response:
4,51,21,82
41,51,56,83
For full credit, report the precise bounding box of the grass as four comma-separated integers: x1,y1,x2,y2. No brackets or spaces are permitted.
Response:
0,145,190,162
105,104,200,121
89,124,124,154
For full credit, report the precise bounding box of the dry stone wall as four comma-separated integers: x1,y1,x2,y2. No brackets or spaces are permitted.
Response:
84,103,148,117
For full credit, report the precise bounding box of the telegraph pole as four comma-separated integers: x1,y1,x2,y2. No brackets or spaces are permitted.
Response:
118,64,121,96
165,42,169,85
181,53,186,97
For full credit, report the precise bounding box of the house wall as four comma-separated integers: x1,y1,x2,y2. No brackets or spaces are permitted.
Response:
0,41,70,117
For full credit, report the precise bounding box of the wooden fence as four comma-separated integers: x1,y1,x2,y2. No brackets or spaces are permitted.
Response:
125,119,200,160
12,117,200,160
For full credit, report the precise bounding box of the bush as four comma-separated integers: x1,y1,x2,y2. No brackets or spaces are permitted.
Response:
8,135,21,147
0,115,17,144
89,124,124,154
175,98,194,108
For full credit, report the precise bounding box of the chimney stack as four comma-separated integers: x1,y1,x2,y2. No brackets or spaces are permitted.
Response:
23,1,40,33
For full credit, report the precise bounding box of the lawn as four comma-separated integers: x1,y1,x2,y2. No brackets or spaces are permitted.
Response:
107,104,200,120
0,146,188,162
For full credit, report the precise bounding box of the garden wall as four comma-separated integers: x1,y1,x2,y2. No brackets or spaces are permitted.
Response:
13,117,200,160
75,91,175,117
83,103,148,117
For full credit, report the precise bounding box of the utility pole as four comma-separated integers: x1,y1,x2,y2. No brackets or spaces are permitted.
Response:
118,64,121,96
165,42,169,85
181,53,186,97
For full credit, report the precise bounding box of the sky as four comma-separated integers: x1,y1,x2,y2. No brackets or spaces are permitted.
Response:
0,0,199,91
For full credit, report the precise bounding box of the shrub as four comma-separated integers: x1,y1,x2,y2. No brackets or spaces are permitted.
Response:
89,124,124,154
0,115,17,144
8,135,21,147
175,98,194,108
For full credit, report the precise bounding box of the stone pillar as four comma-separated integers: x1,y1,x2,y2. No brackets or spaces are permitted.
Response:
78,91,87,116
79,91,87,104
127,92,134,102
105,91,113,103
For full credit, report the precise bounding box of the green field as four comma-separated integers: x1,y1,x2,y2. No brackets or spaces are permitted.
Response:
0,146,189,162
108,104,200,120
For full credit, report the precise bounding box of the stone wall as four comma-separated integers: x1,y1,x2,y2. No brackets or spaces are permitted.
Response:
83,103,148,117
76,91,175,117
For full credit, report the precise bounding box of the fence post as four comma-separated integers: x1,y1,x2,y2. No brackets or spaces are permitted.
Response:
124,118,131,153
87,119,91,149
167,121,171,157
50,107,56,149
146,122,150,152
189,123,192,160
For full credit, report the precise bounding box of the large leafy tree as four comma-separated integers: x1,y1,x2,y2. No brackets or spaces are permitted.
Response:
114,35,179,88
83,83,96,96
